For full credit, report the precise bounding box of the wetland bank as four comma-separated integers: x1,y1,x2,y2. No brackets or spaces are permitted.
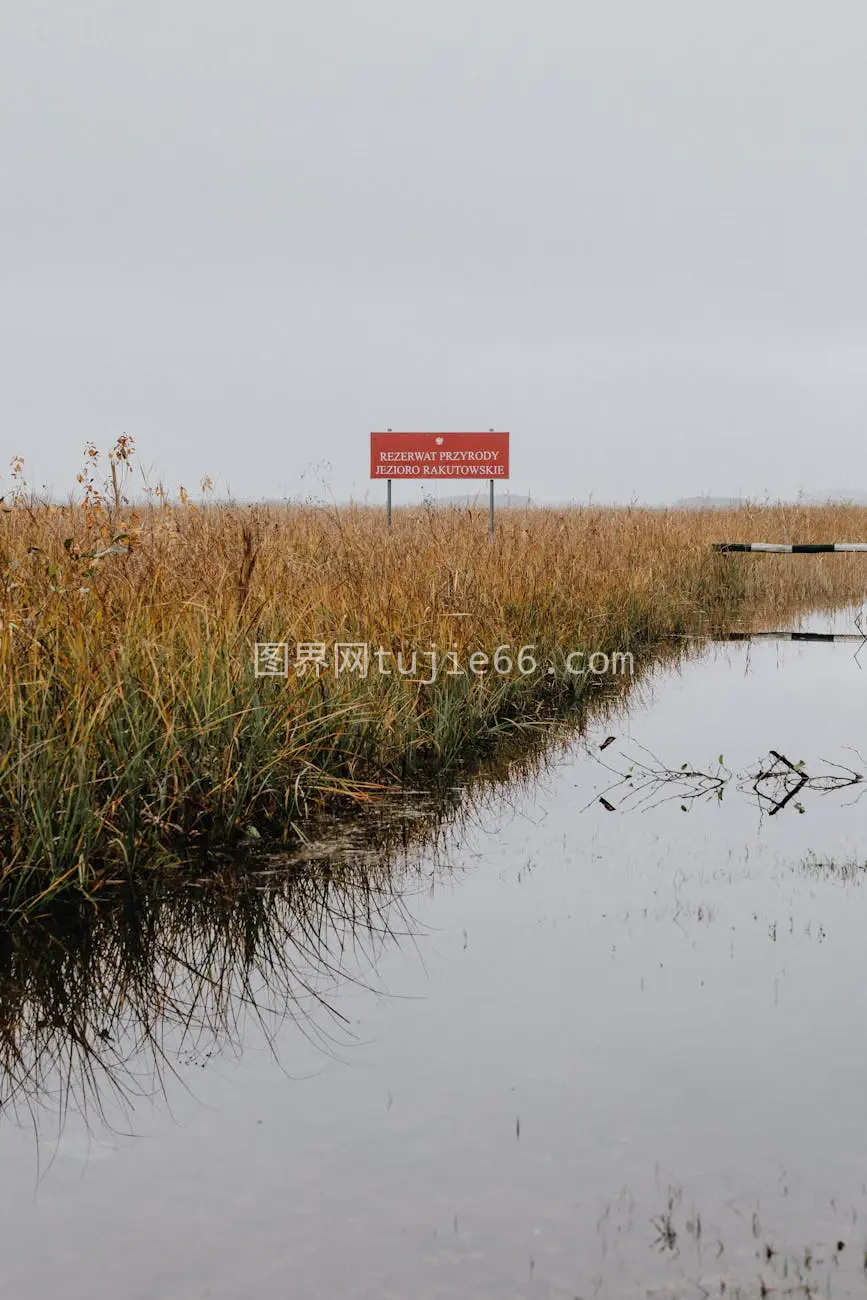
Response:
3,450,867,908
0,604,866,1299
2,473,867,1298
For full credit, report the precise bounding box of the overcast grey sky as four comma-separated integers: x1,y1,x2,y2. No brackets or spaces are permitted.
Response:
3,1,867,503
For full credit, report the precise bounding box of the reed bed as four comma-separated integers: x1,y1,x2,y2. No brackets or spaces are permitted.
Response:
2,452,867,913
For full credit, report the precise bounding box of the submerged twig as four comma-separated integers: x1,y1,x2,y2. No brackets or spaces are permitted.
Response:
585,744,865,819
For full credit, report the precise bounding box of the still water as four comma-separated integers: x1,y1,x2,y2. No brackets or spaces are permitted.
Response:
1,611,867,1298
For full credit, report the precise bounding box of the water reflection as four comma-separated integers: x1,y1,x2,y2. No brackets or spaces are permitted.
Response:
0,612,866,1299
586,738,866,818
0,645,652,1136
0,867,398,1131
0,754,551,1138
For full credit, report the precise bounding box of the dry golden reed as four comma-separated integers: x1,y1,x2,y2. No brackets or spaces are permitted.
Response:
1,442,866,912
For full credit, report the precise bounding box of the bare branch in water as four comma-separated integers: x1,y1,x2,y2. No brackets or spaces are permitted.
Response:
584,744,864,820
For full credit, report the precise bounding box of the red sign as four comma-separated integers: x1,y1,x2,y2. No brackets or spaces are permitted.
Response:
370,431,510,480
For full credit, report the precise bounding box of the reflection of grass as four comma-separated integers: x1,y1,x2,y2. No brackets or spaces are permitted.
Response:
0,755,543,1133
3,446,867,908
595,1184,857,1298
801,851,867,882
588,743,866,819
0,842,437,1133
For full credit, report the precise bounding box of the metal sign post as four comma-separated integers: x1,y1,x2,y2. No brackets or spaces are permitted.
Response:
488,429,495,541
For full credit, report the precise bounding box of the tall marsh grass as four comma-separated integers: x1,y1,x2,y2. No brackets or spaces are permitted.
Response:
2,449,867,912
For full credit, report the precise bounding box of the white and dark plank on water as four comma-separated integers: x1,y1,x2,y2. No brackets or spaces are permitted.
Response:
713,542,867,553
707,541,867,640
723,631,866,643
